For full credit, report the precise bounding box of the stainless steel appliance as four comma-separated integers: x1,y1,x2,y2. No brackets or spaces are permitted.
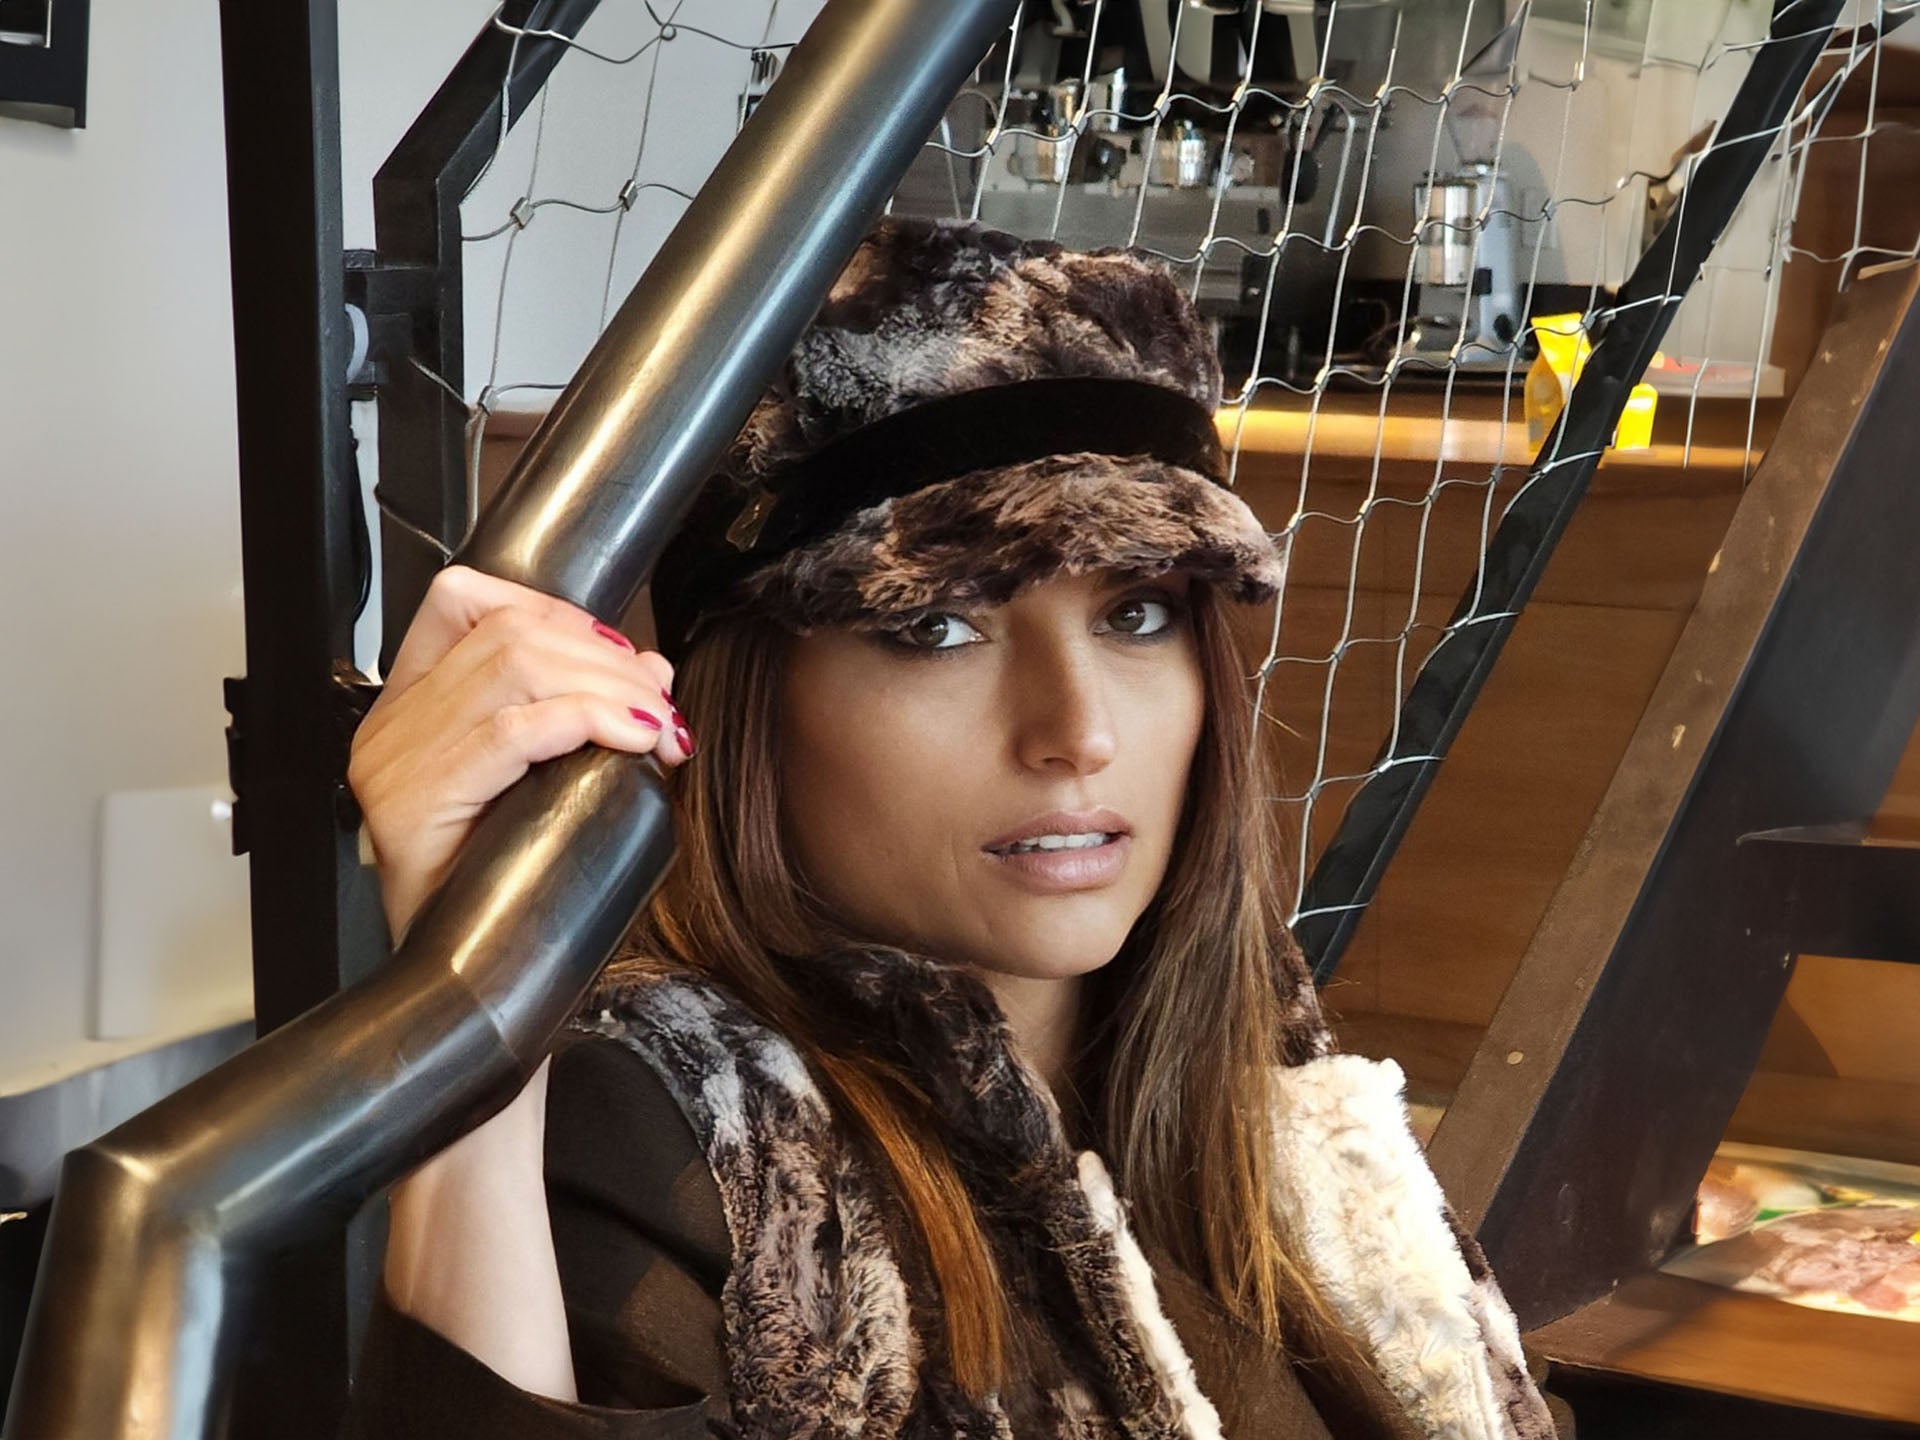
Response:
1400,164,1524,370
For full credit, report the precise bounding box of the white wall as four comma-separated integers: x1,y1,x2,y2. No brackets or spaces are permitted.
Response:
0,0,249,1085
0,0,503,1086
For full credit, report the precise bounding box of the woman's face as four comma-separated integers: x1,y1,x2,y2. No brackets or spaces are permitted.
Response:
778,567,1205,983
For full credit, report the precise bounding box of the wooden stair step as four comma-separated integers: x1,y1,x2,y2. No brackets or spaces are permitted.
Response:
1742,822,1920,966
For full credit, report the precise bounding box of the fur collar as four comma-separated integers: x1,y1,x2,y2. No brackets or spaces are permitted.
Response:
578,947,1553,1439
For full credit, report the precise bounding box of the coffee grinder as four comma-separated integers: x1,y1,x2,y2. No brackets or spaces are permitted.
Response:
1397,14,1528,372
1401,163,1523,369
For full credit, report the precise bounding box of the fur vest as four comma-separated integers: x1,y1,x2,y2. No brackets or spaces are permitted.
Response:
577,945,1556,1440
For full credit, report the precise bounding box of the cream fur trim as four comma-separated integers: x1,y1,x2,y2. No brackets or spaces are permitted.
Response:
1075,1151,1226,1440
1268,1054,1517,1440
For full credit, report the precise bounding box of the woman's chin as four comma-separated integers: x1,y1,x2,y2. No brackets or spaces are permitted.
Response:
958,910,1135,984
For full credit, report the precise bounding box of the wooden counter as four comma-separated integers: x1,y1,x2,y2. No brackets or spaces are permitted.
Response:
1529,1272,1920,1427
1214,385,1773,479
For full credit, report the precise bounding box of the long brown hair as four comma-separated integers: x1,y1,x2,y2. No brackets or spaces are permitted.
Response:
602,579,1332,1395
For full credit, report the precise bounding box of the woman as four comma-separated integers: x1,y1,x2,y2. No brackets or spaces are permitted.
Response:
341,216,1563,1439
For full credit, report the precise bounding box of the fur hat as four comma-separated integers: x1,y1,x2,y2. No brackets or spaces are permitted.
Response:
650,214,1287,664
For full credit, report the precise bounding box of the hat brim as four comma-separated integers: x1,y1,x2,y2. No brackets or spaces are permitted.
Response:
717,453,1288,638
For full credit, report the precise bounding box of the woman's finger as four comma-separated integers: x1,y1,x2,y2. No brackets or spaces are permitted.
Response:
354,648,682,833
378,606,675,755
437,692,692,812
378,565,612,706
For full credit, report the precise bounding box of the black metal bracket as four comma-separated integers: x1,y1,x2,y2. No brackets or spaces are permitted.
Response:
342,250,437,398
220,668,381,857
329,664,383,832
0,0,89,128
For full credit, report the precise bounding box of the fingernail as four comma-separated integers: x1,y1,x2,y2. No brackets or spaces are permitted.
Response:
660,684,675,706
628,708,663,729
675,723,696,757
593,621,636,652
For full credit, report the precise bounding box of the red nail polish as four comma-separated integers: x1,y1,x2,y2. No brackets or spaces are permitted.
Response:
593,620,636,652
628,708,663,729
661,684,675,706
675,723,696,757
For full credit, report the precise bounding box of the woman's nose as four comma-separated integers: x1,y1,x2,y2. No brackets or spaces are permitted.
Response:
1010,646,1118,776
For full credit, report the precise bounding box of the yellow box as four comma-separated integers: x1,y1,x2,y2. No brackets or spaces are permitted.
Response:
1524,312,1658,452
1525,313,1590,449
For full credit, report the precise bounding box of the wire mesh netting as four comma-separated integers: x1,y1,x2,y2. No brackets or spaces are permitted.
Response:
370,0,1920,984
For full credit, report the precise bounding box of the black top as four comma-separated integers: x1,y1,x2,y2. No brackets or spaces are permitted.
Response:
340,1030,736,1439
336,1030,1533,1440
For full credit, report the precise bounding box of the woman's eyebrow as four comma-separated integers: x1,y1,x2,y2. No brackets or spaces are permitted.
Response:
1097,570,1184,595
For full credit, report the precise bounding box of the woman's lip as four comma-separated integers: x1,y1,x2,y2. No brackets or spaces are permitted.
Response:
981,834,1129,893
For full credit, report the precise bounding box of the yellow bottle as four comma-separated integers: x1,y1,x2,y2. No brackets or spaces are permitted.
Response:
1614,379,1659,451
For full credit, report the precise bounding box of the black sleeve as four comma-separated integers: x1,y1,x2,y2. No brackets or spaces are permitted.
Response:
544,1028,732,1408
339,1029,734,1440
341,1282,714,1440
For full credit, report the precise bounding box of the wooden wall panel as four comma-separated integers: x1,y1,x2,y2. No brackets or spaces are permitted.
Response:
1769,98,1920,392
1728,1071,1920,1169
1356,601,1693,1027
1756,955,1920,1086
1729,641,1920,1157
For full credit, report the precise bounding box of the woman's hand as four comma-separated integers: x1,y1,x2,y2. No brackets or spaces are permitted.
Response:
347,564,695,1400
348,563,694,944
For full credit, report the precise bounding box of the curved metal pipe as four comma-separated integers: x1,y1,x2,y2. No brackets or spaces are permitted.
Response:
9,754,672,1438
5,4,1020,1436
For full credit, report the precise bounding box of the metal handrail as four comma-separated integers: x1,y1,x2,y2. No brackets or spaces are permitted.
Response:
3,3,1021,1435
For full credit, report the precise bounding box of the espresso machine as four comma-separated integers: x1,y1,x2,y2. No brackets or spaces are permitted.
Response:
960,1,1402,313
894,0,1524,386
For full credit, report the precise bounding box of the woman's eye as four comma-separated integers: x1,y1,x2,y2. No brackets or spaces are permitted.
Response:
1100,595,1177,637
894,611,984,651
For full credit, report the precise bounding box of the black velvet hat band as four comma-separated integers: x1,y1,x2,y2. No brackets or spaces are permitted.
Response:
645,210,1280,667
724,376,1230,559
